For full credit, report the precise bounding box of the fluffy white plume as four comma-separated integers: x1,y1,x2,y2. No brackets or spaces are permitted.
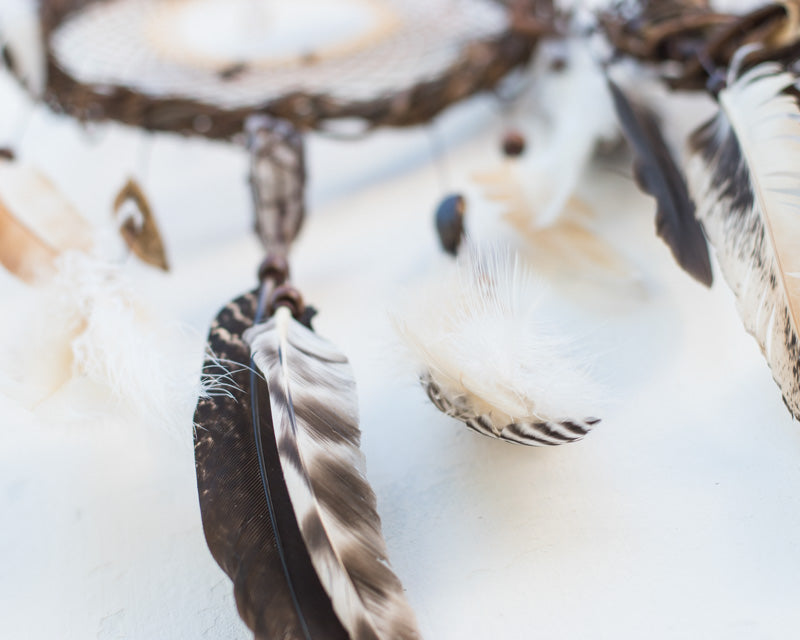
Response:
475,38,618,229
396,243,602,445
0,0,46,97
0,251,205,435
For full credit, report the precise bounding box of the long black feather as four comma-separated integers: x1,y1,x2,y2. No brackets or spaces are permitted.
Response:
193,291,348,640
608,78,713,286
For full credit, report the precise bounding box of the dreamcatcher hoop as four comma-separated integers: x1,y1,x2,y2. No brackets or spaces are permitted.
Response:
29,0,549,138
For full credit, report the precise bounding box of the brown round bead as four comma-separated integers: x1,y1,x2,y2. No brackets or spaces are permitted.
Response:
257,254,290,285
268,284,305,319
501,130,526,157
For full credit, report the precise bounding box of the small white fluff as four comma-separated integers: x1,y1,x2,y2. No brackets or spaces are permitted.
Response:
0,0,46,97
396,243,601,445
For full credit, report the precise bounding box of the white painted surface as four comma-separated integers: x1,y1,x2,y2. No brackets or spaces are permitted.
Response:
1,30,800,640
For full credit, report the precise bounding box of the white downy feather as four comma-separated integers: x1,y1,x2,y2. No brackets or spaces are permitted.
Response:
0,163,202,435
396,243,601,446
0,0,46,97
688,61,800,419
0,251,205,436
475,38,618,229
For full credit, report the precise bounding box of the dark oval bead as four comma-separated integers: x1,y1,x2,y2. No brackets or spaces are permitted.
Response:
268,284,305,319
258,254,290,285
435,194,465,256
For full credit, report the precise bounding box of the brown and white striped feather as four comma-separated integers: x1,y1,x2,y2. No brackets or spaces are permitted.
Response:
244,307,419,640
688,62,800,419
397,245,602,447
423,374,598,447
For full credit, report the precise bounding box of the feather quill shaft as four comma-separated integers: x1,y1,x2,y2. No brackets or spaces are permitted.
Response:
688,62,800,418
245,306,420,640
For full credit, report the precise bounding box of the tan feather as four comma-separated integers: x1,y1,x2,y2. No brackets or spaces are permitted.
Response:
0,197,58,284
0,160,92,255
113,178,170,271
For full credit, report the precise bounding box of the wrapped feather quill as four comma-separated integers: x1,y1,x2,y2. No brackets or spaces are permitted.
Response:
397,244,601,446
688,60,800,419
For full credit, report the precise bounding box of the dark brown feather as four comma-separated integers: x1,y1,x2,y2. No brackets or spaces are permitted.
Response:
608,78,713,286
193,291,348,640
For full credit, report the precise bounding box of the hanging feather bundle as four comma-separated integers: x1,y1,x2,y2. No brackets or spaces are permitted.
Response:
396,244,601,446
608,75,713,286
194,115,419,639
195,291,348,640
194,285,420,639
470,40,640,282
688,60,800,419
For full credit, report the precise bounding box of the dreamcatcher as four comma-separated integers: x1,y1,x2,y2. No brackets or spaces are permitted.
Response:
3,0,800,638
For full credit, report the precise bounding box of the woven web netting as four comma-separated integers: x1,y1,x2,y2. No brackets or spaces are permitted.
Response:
37,0,538,134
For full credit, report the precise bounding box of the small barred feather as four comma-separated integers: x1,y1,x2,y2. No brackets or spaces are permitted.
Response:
396,244,601,446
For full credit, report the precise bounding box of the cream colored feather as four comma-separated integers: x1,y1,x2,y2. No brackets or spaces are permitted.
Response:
396,243,601,446
688,61,800,419
0,163,199,432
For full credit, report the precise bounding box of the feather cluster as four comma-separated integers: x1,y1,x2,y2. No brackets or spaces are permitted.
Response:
689,61,800,419
397,244,601,445
0,250,202,431
0,161,196,430
195,292,420,639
